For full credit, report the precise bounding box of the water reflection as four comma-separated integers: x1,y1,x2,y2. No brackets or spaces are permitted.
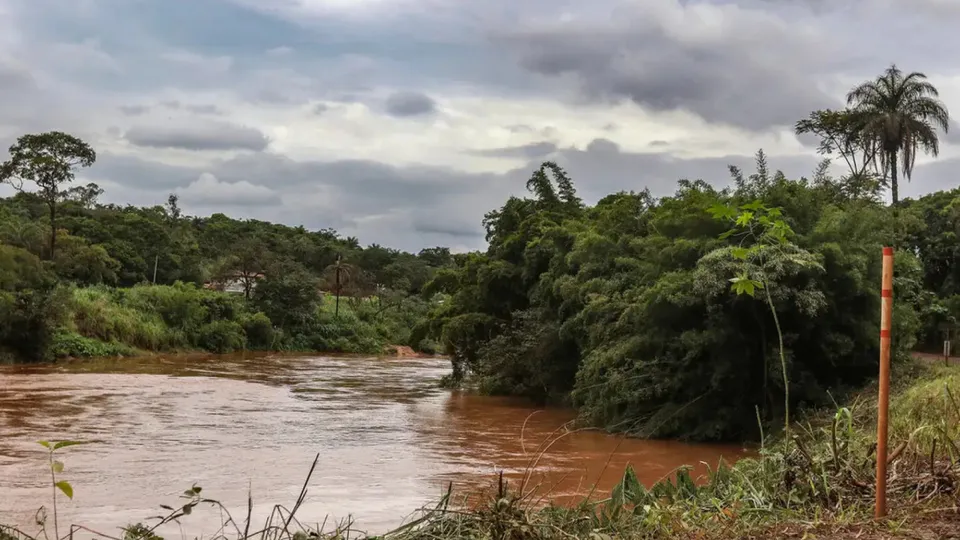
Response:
0,354,750,537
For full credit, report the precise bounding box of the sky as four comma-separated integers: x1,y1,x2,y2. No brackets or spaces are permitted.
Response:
2,0,960,253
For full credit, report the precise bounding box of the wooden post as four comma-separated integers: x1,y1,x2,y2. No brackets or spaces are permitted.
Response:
875,246,894,519
944,340,952,367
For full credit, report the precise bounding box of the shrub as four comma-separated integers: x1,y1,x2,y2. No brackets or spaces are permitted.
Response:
241,312,275,350
49,331,137,358
196,320,247,354
70,286,178,350
0,286,70,362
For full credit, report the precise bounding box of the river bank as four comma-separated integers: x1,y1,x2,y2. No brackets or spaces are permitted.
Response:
2,358,958,539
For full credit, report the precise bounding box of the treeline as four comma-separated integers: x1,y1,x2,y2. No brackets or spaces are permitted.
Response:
0,134,452,361
418,65,959,441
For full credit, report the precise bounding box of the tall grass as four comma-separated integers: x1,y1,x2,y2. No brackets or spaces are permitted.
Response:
50,285,435,360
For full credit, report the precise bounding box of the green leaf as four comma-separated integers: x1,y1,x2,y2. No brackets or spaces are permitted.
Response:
741,200,765,211
51,460,64,473
730,247,749,260
182,504,193,516
55,481,73,499
53,441,85,451
38,441,51,449
718,229,735,240
735,211,754,227
707,204,736,220
729,276,762,297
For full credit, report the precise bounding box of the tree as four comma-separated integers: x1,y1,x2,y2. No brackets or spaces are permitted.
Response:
418,246,453,268
0,132,97,259
254,260,320,333
214,238,271,299
845,64,950,205
322,254,362,317
708,200,822,435
795,109,883,200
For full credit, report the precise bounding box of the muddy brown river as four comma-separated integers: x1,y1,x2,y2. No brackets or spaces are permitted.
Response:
0,354,750,537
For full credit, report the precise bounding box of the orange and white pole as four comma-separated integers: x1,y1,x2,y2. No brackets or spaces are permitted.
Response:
875,246,894,519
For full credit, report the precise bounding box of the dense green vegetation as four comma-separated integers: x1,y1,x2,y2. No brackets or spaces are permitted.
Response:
0,135,450,361
1,63,957,449
419,65,957,442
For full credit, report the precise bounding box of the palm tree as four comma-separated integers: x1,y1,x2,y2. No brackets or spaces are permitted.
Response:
846,64,950,205
323,254,355,318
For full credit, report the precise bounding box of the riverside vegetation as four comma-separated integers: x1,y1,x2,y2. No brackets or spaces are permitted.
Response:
0,140,452,361
3,65,960,537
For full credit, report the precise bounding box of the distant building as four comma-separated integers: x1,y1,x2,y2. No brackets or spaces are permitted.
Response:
203,272,265,295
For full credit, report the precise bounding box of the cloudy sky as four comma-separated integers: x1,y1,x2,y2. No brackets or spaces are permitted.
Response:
2,0,959,252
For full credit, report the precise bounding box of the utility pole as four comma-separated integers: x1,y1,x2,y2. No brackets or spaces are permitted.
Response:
335,253,341,318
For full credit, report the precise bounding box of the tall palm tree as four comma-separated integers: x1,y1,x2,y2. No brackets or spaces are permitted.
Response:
846,64,950,205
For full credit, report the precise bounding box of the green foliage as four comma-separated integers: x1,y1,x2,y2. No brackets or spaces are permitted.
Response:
0,130,454,362
196,320,247,354
49,330,137,358
0,286,71,362
241,312,275,350
425,153,932,441
0,131,97,259
32,439,86,539
253,261,321,333
845,64,950,204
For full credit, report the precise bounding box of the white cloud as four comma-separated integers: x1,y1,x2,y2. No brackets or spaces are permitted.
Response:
175,173,280,207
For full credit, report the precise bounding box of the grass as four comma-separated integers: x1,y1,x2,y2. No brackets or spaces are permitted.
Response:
3,361,958,540
41,284,436,361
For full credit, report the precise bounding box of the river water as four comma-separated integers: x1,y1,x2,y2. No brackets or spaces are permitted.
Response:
0,354,750,537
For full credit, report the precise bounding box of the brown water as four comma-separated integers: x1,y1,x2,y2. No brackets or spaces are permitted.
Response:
0,354,750,537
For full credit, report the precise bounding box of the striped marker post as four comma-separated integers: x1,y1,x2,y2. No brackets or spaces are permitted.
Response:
875,246,894,519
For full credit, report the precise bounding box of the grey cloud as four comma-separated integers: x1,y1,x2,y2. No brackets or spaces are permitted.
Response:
92,153,203,188
941,121,960,144
120,105,149,116
176,173,282,207
899,157,960,200
470,141,558,159
313,103,329,115
412,215,486,238
160,101,223,115
84,137,830,251
551,141,822,204
586,138,620,153
496,4,839,131
252,88,295,105
185,104,223,115
649,140,669,147
124,121,269,151
384,91,437,117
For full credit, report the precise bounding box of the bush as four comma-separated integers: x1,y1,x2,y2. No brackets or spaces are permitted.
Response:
70,286,179,350
241,312,275,350
0,287,70,362
196,320,247,354
49,331,137,358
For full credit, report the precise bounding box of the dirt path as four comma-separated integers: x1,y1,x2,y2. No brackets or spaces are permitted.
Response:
911,352,956,365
